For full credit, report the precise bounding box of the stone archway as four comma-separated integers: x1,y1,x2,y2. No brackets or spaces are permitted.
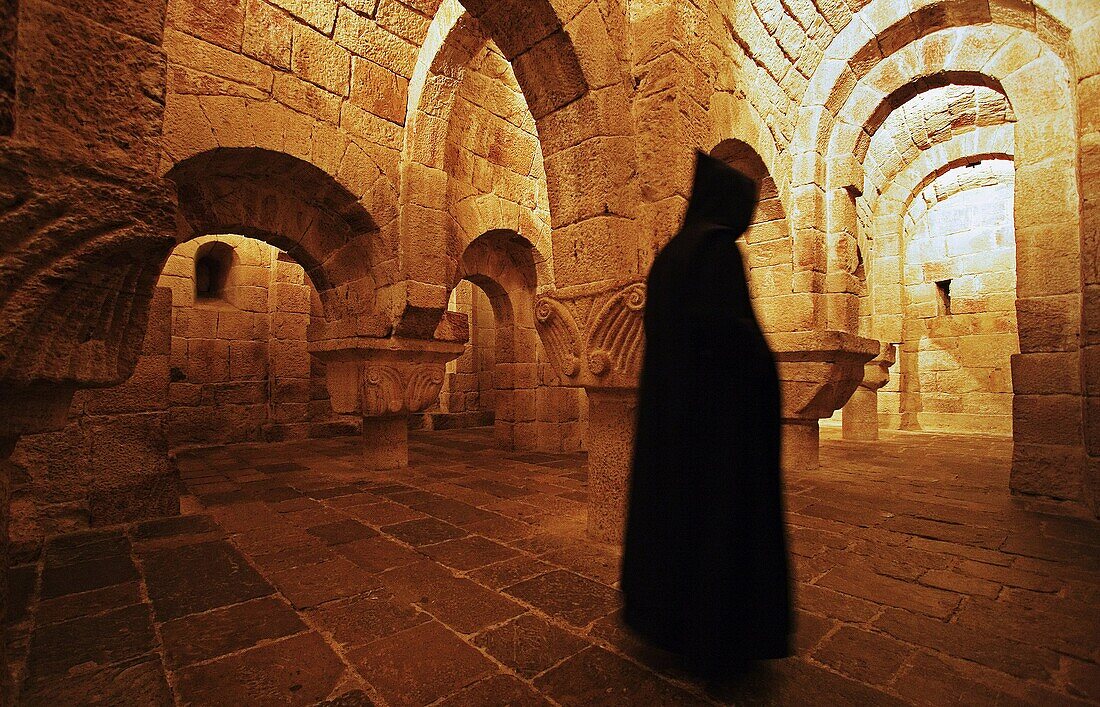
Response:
790,0,1088,505
454,230,539,449
397,0,641,338
166,147,382,323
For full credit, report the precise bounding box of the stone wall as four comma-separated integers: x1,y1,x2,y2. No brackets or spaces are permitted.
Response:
892,181,1019,434
9,288,177,556
445,41,549,248
158,235,355,447
440,280,587,452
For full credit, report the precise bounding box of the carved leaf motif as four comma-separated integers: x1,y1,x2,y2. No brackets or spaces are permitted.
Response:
406,364,445,413
363,365,405,416
534,296,580,377
585,282,646,378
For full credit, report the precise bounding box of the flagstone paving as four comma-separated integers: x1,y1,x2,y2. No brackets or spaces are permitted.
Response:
6,427,1099,705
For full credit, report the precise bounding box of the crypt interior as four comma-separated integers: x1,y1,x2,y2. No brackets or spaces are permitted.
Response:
0,0,1098,704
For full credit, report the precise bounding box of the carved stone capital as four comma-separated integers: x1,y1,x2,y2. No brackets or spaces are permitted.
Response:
534,279,646,390
767,330,881,422
859,341,897,392
308,336,465,417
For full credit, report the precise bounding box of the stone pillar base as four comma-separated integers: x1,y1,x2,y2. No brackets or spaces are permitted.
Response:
308,332,467,472
769,330,880,469
585,389,637,544
841,342,895,442
782,420,821,471
842,386,879,441
362,416,409,470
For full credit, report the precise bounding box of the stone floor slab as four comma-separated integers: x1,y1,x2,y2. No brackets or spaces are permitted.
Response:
173,632,346,706
347,621,495,707
10,427,1100,706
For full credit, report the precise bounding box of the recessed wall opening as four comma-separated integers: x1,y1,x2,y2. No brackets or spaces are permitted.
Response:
935,279,952,315
193,241,235,303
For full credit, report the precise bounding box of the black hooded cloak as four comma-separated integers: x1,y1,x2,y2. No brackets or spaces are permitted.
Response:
620,150,791,676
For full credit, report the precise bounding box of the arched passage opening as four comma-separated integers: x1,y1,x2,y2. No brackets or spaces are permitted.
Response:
892,159,1019,435
436,230,585,452
158,234,359,449
796,5,1085,503
847,77,1021,438
6,148,379,549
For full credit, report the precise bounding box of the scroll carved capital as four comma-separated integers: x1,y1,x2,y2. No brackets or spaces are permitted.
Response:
585,282,646,379
308,335,465,417
362,365,406,416
406,364,446,413
534,295,580,378
532,279,647,389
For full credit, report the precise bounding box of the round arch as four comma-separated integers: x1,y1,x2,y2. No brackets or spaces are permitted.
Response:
166,148,382,323
450,229,543,450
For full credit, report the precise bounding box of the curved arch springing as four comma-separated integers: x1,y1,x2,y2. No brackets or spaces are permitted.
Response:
166,148,383,322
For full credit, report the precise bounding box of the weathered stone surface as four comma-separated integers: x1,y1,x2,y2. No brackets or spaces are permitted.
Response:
13,428,1100,705
24,603,157,681
174,632,346,706
20,655,173,706
308,586,429,649
348,621,495,707
503,570,620,627
15,0,166,172
159,595,307,669
474,613,589,678
139,540,273,620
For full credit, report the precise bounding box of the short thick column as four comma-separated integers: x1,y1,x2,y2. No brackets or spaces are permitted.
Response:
842,387,880,441
309,332,466,472
841,342,896,442
769,331,881,470
362,416,409,470
782,419,821,471
585,389,637,544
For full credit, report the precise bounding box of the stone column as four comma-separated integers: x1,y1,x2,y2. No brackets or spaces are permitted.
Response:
769,331,881,471
585,388,637,544
842,342,897,441
308,326,466,470
533,281,647,543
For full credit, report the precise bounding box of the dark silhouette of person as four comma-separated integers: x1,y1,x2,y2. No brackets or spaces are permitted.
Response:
620,150,791,679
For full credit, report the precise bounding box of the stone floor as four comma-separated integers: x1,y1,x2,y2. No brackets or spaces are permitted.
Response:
5,426,1099,706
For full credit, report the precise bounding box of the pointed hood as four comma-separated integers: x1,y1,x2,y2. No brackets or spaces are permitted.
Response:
682,150,758,236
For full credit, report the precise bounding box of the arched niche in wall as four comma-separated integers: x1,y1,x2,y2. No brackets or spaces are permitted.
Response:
193,241,238,306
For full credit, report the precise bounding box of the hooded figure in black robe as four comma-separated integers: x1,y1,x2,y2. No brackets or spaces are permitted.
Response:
620,150,791,678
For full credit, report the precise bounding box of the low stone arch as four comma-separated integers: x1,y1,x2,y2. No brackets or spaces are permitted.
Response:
166,148,382,324
450,229,543,449
859,84,1015,226
821,26,1070,331
397,0,639,339
401,6,554,309
891,158,1019,433
0,152,178,390
867,133,1016,353
788,0,1076,320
